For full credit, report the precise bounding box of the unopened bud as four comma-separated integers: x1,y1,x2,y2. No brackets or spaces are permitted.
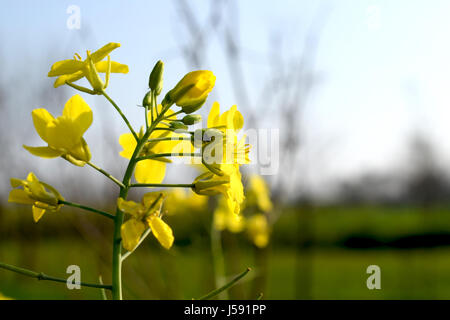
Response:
149,60,164,96
182,114,202,125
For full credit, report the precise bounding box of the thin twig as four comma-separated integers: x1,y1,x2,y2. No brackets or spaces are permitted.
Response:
0,262,112,290
197,268,251,300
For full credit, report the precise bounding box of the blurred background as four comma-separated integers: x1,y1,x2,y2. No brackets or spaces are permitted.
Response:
2,0,450,299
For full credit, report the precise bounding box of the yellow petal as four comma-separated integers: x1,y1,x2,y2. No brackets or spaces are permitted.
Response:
142,192,164,210
233,109,244,131
147,216,174,249
207,102,220,128
91,43,121,63
95,61,129,74
121,219,146,251
54,71,84,88
32,206,46,223
117,198,143,218
46,117,83,150
31,108,55,143
23,145,63,158
62,95,93,135
119,133,136,159
8,189,34,205
134,160,166,184
48,59,85,77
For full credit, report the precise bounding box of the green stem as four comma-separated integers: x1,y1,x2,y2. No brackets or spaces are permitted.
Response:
135,153,200,162
211,226,228,299
111,100,173,300
197,268,251,300
162,110,183,120
87,161,125,188
147,137,192,143
129,183,194,188
102,91,139,141
59,200,114,220
0,262,112,290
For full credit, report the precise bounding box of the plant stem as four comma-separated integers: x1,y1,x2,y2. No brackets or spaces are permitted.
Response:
0,262,112,290
129,183,194,188
102,90,139,141
135,153,200,162
197,268,251,300
87,161,125,188
147,137,192,143
211,226,228,299
59,200,115,220
111,100,172,300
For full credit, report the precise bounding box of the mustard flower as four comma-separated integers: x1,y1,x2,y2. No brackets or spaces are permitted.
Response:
23,94,92,166
48,42,128,90
246,214,270,248
166,70,216,113
8,172,64,222
164,189,208,215
118,193,174,251
205,102,250,165
192,164,244,215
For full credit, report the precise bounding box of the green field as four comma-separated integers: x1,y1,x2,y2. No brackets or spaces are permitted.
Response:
2,238,450,299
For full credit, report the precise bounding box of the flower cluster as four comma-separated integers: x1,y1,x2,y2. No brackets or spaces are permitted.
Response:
6,41,251,299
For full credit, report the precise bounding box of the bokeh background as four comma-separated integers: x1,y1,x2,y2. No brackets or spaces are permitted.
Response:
2,0,450,299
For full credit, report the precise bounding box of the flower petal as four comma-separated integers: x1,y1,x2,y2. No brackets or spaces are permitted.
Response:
134,160,166,184
31,108,55,143
147,216,174,249
95,61,129,74
117,198,143,218
62,94,93,135
32,206,46,223
91,43,121,63
207,102,220,128
48,59,85,77
119,133,137,159
23,145,63,158
8,189,34,205
121,219,146,251
53,71,84,88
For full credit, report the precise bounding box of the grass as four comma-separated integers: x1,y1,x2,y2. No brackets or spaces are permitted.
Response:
3,239,450,299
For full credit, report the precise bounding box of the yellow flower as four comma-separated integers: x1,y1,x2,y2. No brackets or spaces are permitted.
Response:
8,172,64,222
246,214,270,248
192,164,244,215
118,193,174,251
119,105,192,184
167,70,216,113
213,196,246,233
246,175,273,212
164,189,207,215
48,42,128,90
23,95,92,167
205,102,250,165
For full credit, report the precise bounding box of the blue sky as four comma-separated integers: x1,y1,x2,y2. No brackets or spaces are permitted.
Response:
1,0,450,196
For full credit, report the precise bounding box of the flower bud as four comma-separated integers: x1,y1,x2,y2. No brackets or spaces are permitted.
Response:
169,121,188,130
149,60,164,96
166,70,215,113
182,114,202,125
142,91,152,108
192,179,228,196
